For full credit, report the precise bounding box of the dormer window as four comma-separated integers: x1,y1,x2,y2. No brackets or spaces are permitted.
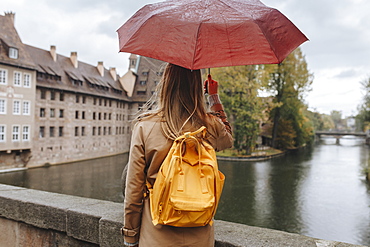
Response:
9,47,18,59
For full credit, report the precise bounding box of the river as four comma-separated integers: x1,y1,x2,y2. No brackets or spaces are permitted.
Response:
0,137,369,246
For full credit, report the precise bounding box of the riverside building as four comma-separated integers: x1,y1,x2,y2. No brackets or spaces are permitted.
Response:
0,12,165,169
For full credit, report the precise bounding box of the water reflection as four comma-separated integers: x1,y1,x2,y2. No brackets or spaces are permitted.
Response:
216,148,312,234
0,154,128,202
0,138,369,246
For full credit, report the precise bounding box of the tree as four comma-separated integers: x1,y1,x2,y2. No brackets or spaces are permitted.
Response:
262,48,314,149
306,110,335,131
357,77,370,131
212,65,264,154
330,110,346,130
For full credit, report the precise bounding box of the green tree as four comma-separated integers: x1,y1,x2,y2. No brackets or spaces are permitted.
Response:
330,110,344,130
305,110,323,131
212,65,264,154
357,77,370,131
262,48,314,149
306,111,335,131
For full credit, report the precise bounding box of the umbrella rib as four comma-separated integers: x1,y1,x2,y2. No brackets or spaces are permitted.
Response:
191,0,213,70
219,11,233,66
192,22,203,70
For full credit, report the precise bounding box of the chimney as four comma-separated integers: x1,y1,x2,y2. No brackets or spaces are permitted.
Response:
50,45,57,62
97,61,104,77
129,54,137,70
109,67,117,81
70,52,78,68
4,12,15,24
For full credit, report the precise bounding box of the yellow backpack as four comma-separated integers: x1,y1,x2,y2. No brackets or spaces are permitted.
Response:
147,126,225,227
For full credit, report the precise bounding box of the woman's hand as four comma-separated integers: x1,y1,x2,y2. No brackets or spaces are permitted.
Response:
204,74,218,95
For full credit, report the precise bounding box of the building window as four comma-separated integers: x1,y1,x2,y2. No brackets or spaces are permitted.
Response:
93,98,97,105
59,92,64,101
39,126,45,138
9,47,18,59
76,95,79,103
59,127,63,137
98,112,101,120
92,127,96,136
22,125,30,141
0,99,6,114
104,113,107,120
40,108,45,117
14,71,21,86
23,101,30,115
75,127,79,136
75,111,79,119
12,125,20,141
103,127,106,135
98,127,101,135
108,127,111,135
13,100,20,115
40,90,46,99
59,109,64,118
50,91,55,100
82,96,86,104
50,108,55,118
93,112,96,120
137,91,146,95
0,125,5,142
82,111,85,119
50,126,55,137
139,80,147,85
0,69,7,85
23,73,31,87
81,127,85,136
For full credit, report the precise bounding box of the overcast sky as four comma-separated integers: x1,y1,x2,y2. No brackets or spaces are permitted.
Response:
1,0,369,117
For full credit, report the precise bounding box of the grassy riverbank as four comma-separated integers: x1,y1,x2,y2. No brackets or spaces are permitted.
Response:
217,147,283,159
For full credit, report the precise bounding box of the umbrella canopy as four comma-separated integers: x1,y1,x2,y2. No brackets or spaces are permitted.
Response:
117,0,308,70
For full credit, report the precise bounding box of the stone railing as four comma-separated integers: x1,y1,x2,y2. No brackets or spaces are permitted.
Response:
0,184,365,247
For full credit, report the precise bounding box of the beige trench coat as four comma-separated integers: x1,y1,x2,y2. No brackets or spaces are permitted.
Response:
123,114,233,247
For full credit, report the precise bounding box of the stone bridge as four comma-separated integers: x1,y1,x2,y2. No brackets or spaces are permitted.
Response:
315,131,368,144
0,184,366,247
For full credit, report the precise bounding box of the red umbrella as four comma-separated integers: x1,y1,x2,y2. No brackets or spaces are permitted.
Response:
117,0,308,70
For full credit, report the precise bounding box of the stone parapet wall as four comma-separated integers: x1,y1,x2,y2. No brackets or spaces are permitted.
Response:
0,184,365,247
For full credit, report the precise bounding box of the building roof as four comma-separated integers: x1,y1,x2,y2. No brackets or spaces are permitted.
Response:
120,69,137,97
25,44,130,101
0,13,35,70
130,56,165,102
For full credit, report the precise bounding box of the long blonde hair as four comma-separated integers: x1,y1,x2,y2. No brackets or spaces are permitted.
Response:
137,63,209,139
